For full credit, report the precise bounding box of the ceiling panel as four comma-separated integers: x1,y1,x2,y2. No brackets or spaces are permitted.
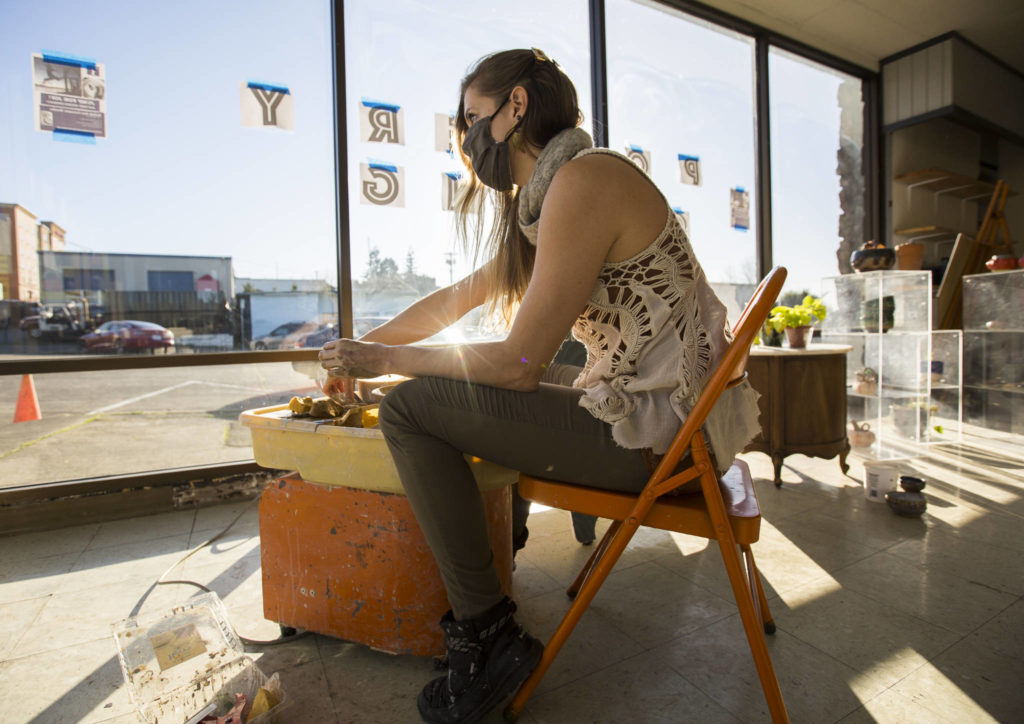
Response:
696,0,1024,74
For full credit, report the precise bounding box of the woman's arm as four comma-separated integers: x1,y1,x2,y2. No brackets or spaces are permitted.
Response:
357,262,493,345
320,156,623,390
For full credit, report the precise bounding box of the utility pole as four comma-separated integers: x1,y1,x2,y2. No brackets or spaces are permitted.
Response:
445,252,455,285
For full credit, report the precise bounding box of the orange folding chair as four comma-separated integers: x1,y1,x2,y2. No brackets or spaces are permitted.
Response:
506,266,789,723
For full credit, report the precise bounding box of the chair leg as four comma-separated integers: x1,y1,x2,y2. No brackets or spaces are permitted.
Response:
567,520,620,599
504,518,640,721
742,543,775,635
699,467,788,724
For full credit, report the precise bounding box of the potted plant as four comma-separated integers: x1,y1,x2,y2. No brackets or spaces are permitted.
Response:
767,295,827,349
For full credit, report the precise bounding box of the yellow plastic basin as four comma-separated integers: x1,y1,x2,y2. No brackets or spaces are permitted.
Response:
239,404,516,494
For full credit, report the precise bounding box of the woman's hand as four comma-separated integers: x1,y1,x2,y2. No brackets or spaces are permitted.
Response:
318,339,389,379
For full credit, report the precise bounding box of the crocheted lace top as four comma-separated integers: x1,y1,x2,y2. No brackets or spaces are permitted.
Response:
518,129,761,463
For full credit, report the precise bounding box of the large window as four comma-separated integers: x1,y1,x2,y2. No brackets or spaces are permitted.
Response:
769,46,866,298
0,0,871,490
0,1,339,485
342,0,592,338
606,0,758,290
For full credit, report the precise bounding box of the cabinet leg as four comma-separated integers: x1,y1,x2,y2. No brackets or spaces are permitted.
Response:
771,453,784,487
839,440,851,476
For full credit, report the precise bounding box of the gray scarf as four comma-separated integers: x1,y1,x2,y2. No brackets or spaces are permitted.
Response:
517,127,593,245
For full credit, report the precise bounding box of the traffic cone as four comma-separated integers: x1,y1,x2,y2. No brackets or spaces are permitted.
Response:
13,374,41,423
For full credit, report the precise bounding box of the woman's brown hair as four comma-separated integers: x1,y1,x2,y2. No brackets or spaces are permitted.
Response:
453,49,582,323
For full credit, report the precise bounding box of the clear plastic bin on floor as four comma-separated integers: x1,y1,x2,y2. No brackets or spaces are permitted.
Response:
112,592,286,724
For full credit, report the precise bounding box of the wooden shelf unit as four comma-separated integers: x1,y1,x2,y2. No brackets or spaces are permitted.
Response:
892,225,968,242
894,168,1017,201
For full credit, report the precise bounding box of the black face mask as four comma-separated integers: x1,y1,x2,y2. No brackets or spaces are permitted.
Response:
461,96,521,192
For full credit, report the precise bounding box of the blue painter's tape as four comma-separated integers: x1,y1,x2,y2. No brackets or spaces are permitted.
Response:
629,144,644,153
733,224,748,231
444,172,462,181
735,186,745,193
41,50,97,69
53,129,96,144
361,98,400,112
247,81,290,95
368,161,398,173
677,154,699,161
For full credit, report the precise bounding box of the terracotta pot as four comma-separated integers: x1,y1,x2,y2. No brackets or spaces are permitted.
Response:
785,326,810,349
895,242,924,270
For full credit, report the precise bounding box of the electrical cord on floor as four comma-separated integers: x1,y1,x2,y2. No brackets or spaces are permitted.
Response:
128,496,310,647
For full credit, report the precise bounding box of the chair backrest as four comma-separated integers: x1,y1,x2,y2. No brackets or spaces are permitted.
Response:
648,266,787,486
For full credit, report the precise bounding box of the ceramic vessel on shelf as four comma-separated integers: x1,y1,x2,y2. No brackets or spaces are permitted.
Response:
851,241,895,272
986,255,1018,272
895,242,924,270
849,421,875,448
893,403,933,439
852,367,878,395
885,475,927,517
922,360,944,385
785,326,810,349
860,295,895,333
760,322,783,347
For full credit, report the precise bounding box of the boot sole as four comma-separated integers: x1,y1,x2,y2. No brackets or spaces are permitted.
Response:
472,637,543,722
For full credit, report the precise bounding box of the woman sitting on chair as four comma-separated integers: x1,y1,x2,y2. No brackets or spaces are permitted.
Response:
319,47,761,723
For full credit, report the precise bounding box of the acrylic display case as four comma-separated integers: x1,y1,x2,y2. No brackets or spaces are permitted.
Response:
962,269,1024,433
821,271,962,459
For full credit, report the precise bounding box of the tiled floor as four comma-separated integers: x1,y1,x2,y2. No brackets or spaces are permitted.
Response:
2,435,1023,723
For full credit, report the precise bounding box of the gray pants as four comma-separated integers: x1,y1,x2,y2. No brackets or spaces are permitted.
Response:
376,365,652,619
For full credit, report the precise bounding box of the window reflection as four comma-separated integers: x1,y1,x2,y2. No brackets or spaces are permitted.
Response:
343,0,592,339
606,0,758,293
0,0,337,358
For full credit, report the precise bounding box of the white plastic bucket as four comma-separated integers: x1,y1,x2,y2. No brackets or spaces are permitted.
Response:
863,462,898,502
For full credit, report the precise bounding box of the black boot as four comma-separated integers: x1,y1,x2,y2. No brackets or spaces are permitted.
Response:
418,597,542,723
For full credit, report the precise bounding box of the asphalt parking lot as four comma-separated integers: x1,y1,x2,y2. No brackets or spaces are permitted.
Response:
0,356,314,489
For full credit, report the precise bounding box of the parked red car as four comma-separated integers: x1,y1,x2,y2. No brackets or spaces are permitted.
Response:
79,320,175,353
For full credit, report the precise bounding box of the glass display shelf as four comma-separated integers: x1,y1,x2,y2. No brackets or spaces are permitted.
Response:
821,270,932,336
962,270,1024,433
821,272,962,459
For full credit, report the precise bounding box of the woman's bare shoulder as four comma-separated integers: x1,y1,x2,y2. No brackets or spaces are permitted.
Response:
548,153,666,260
547,152,638,204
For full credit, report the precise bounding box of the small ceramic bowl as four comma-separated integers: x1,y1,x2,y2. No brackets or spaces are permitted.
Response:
898,475,926,493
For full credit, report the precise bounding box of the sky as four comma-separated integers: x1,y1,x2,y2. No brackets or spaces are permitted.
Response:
0,0,859,311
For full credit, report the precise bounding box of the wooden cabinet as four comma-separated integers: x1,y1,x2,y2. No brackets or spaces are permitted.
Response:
744,344,852,486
